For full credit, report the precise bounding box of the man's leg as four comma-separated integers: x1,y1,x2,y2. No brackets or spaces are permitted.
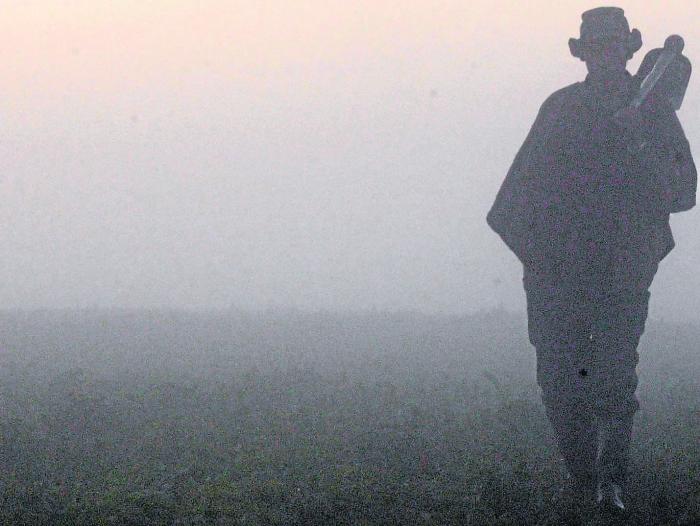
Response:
525,283,599,494
591,288,650,487
596,414,635,487
536,345,599,494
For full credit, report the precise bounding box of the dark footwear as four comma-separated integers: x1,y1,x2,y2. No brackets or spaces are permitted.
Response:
596,480,626,512
558,476,597,524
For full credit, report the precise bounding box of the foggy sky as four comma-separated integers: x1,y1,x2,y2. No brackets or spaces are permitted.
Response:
2,1,699,320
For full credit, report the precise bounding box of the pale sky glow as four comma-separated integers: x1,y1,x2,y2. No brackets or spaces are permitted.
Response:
1,1,699,317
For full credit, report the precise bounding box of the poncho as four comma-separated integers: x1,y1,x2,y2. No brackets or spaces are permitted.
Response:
487,73,696,291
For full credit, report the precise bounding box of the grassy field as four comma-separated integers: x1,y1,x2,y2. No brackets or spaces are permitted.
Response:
0,309,699,525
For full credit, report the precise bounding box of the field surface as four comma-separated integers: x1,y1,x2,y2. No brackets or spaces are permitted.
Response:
0,309,699,525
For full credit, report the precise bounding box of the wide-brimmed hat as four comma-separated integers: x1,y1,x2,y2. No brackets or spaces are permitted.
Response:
569,7,642,59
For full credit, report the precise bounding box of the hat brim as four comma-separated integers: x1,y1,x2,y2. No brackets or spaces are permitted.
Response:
569,28,642,60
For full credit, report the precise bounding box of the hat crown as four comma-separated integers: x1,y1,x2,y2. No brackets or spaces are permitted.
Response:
580,6,630,41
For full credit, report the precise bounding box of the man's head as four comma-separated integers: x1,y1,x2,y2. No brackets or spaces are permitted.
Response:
569,7,642,75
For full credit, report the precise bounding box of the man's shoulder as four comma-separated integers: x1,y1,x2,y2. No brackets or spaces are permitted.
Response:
540,82,583,114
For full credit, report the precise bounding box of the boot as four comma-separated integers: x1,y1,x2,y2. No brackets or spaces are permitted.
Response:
597,480,626,512
596,415,634,486
558,471,597,524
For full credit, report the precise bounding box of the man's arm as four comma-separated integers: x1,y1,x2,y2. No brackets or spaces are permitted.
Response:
664,111,696,213
641,101,698,214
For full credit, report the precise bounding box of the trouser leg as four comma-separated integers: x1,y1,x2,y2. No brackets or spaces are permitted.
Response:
596,414,634,485
590,289,649,485
526,282,650,489
536,344,599,490
527,285,598,488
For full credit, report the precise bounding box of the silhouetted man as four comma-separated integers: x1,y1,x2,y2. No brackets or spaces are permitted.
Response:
487,6,696,516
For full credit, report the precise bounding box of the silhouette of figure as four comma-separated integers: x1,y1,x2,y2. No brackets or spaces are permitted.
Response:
487,7,696,514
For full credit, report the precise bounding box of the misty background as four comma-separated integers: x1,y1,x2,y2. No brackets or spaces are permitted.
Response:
1,1,699,320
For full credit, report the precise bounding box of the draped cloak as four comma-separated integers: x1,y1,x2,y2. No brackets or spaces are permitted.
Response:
487,74,697,293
